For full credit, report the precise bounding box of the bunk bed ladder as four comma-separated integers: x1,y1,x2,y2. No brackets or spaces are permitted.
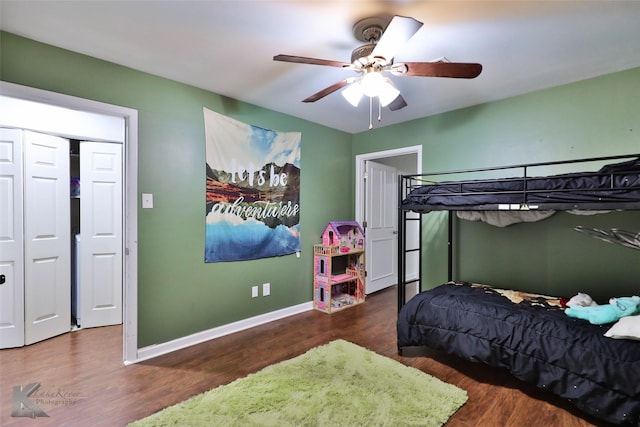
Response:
446,211,452,282
398,177,423,313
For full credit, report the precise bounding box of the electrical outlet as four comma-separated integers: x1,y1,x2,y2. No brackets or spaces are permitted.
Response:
251,286,259,298
262,282,270,296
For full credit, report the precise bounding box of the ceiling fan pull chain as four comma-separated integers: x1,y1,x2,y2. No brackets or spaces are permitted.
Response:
369,96,373,129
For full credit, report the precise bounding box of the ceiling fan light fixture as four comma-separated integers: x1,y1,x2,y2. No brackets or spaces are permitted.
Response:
342,72,400,108
341,82,363,107
359,72,400,106
360,71,385,97
377,78,401,107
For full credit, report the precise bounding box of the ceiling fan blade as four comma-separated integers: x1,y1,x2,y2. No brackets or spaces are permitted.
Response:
273,54,351,68
388,94,408,111
371,16,423,61
397,62,483,79
303,79,354,103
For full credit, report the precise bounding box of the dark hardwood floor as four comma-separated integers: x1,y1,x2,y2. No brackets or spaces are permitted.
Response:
0,286,615,427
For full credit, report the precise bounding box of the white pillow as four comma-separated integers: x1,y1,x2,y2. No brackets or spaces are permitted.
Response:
604,314,640,340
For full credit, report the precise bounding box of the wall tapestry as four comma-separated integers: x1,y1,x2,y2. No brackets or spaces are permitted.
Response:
204,108,301,262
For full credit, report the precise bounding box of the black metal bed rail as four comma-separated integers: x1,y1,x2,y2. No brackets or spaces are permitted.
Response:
401,153,640,193
400,153,640,212
401,152,640,182
403,172,640,192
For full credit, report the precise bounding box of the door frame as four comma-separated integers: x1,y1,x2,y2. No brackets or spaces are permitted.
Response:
0,81,138,364
355,145,422,290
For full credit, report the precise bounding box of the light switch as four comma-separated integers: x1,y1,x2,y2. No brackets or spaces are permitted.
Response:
142,193,153,209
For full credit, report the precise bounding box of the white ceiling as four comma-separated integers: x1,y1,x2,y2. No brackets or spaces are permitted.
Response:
2,1,640,134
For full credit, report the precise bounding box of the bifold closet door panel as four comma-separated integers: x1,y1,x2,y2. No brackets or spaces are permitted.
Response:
0,128,25,348
23,131,70,345
80,141,123,328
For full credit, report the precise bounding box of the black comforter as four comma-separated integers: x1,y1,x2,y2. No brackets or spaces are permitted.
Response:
397,282,640,425
402,157,640,210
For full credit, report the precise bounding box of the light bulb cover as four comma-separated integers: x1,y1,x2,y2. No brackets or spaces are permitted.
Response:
341,82,363,107
358,72,400,107
342,72,400,108
377,78,400,107
360,72,386,97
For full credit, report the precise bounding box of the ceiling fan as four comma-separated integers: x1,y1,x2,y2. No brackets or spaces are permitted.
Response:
274,15,483,115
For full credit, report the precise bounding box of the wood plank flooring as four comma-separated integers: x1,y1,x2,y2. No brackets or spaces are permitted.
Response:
0,286,615,427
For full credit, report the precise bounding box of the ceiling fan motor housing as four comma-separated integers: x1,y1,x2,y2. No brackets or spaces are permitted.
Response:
351,44,376,64
353,16,389,42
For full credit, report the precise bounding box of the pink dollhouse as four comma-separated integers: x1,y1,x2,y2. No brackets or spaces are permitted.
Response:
320,221,365,252
313,221,365,313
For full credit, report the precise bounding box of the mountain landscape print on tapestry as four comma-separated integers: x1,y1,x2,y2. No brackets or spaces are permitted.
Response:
203,107,301,262
206,162,300,227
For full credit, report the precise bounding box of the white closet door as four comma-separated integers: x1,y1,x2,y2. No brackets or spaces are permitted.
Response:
80,141,122,328
24,131,70,345
0,128,25,348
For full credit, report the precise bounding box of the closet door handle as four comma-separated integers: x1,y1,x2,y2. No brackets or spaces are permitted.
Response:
0,274,5,285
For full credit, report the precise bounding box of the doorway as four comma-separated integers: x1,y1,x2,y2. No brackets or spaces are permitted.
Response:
355,146,421,295
0,82,138,363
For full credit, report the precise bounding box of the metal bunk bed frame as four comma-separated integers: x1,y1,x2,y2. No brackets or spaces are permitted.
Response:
397,153,640,313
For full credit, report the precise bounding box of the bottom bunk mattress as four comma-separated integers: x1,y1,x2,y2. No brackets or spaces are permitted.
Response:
397,281,640,425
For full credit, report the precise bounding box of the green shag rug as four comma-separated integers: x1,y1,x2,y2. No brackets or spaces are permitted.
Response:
129,339,467,427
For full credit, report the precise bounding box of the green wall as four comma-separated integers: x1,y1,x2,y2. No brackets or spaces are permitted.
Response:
1,32,353,347
353,67,640,302
3,30,639,348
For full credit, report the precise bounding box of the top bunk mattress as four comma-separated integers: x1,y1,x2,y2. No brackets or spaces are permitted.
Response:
401,156,640,211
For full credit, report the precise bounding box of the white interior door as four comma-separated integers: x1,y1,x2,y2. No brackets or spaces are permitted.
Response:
0,128,25,348
79,141,123,328
365,161,398,294
24,131,70,345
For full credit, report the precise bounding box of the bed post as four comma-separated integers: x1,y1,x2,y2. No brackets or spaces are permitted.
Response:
448,211,453,282
398,175,406,313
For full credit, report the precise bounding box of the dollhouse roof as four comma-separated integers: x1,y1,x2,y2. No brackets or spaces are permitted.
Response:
322,221,365,238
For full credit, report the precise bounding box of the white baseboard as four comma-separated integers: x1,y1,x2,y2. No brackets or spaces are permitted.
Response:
130,301,313,364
